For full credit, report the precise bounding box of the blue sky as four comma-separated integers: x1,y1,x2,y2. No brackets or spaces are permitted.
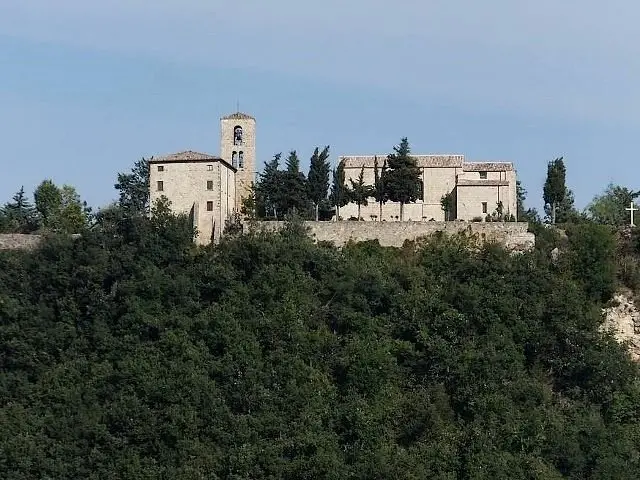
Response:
1,0,639,212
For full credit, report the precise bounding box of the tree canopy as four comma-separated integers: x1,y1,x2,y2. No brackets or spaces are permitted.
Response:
1,203,639,478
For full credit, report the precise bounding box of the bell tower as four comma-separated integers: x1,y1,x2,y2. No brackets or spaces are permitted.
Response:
220,111,256,211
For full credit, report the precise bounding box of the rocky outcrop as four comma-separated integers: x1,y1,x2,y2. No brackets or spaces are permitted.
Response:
602,291,640,361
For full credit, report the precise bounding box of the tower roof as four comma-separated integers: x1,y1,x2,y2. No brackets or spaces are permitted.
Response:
221,112,255,120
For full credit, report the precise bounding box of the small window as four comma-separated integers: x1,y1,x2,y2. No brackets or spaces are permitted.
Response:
232,151,238,168
482,202,488,213
207,164,213,171
239,151,244,168
479,171,487,179
206,201,213,211
207,180,213,190
157,181,163,191
157,165,164,172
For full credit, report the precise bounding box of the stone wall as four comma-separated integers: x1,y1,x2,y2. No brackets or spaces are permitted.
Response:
247,221,535,251
0,234,43,250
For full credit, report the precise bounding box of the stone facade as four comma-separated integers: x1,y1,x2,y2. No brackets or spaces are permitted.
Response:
149,152,236,244
248,221,535,252
340,155,517,222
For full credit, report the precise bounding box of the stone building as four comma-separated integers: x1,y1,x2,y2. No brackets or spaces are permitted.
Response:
148,111,519,245
148,112,256,244
340,155,517,221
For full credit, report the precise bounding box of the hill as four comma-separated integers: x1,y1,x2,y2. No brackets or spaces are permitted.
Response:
1,214,639,479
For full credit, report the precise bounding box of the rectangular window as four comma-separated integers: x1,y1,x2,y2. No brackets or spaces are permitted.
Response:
479,171,487,179
482,202,488,214
206,201,214,211
157,165,164,172
207,164,213,171
157,181,163,191
207,180,213,190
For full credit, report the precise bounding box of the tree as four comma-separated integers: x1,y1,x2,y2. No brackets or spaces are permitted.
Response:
114,157,150,214
57,185,91,233
307,146,331,221
34,179,62,228
349,166,373,220
329,159,350,220
282,150,309,216
440,192,454,221
1,186,38,233
383,137,422,221
587,184,640,226
547,186,582,224
256,154,285,219
543,157,566,224
373,156,387,221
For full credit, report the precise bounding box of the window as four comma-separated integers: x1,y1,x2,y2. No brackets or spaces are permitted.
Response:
232,151,238,168
157,181,163,191
207,180,213,190
157,165,164,172
207,164,213,171
234,126,243,145
238,151,244,168
479,171,487,179
482,202,488,214
206,201,213,211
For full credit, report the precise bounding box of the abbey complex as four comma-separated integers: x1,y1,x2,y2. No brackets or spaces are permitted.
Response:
149,112,518,244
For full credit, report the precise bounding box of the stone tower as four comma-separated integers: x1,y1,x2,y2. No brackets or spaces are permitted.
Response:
220,112,256,211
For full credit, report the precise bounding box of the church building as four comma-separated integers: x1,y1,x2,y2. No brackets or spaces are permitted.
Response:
149,111,519,245
340,155,517,222
149,112,256,244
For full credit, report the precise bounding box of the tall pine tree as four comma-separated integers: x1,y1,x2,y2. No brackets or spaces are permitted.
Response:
307,146,331,221
543,157,566,225
373,156,387,221
383,138,422,221
329,159,350,220
349,165,373,220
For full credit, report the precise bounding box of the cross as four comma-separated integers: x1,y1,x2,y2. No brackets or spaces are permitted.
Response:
626,201,637,227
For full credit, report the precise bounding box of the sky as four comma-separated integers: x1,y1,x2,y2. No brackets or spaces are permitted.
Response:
1,0,640,212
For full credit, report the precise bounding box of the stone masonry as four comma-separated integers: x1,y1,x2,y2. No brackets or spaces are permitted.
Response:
247,221,535,252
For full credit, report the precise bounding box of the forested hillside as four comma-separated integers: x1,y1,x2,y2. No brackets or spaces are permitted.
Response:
1,205,640,479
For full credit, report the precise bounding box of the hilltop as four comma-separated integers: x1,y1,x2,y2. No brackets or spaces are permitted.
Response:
1,211,639,478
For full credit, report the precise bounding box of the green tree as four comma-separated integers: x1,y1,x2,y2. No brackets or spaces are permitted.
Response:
543,157,566,224
283,150,309,216
349,166,373,220
373,156,387,221
57,185,91,233
114,157,150,214
440,192,455,221
329,159,350,220
255,153,285,219
307,146,331,221
0,186,38,233
587,183,640,226
383,137,422,221
34,179,62,228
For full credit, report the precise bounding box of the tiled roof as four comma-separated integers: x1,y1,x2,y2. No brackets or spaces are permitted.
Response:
463,162,514,172
457,179,510,187
150,150,222,162
341,155,465,169
221,112,255,120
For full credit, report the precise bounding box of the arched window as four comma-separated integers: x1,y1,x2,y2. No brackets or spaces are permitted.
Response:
234,126,243,145
238,151,244,168
232,151,238,168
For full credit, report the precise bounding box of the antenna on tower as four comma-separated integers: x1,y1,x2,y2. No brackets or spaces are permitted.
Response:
236,99,240,113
